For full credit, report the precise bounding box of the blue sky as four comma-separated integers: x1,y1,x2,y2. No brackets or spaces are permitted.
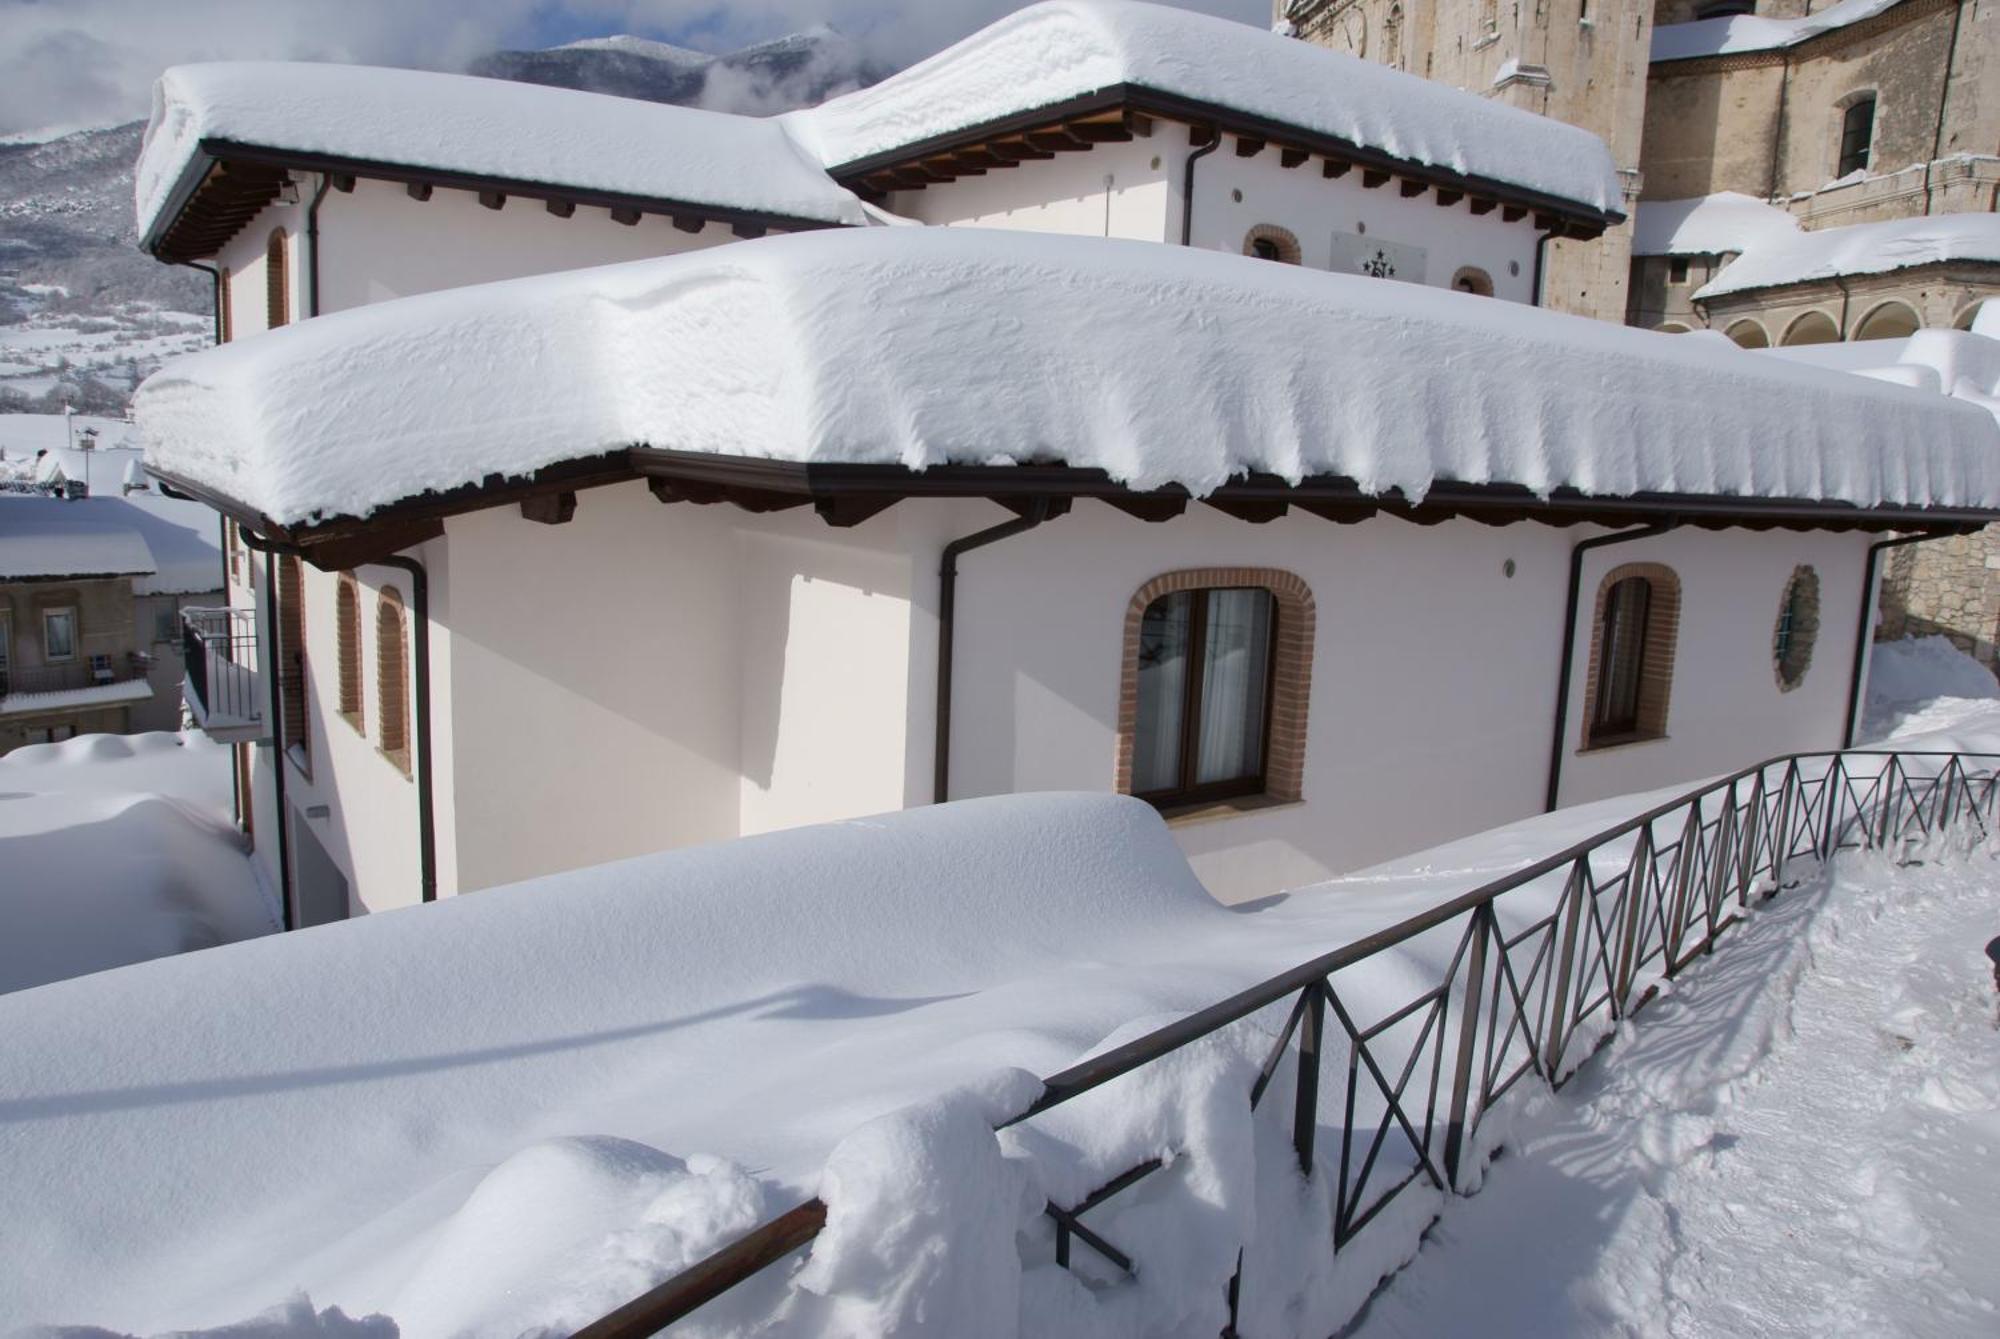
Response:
0,0,1269,137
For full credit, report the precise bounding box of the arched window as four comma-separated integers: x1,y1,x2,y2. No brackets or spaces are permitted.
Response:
1852,300,1920,342
1836,95,1876,178
1773,565,1820,691
266,228,290,329
1654,322,1694,334
277,555,308,768
336,574,364,733
1242,224,1302,264
1451,267,1494,297
377,588,411,776
1117,569,1314,808
1954,300,1985,331
1725,319,1770,348
1696,1,1757,17
1584,563,1682,749
1781,310,1840,346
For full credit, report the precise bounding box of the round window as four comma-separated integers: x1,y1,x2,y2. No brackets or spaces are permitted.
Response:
1773,565,1820,690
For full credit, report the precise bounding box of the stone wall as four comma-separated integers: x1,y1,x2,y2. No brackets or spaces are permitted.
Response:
1879,527,2000,669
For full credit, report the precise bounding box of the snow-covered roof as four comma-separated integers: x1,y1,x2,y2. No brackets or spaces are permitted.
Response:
1695,212,2000,299
1652,0,1901,62
1631,192,1801,257
0,498,158,581
133,227,2000,528
1760,328,2000,425
0,678,154,717
135,60,871,246
787,1,1622,217
0,493,219,593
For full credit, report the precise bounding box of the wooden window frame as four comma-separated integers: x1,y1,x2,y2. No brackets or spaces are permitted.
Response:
1581,561,1682,751
266,228,290,330
376,587,411,778
277,556,309,774
336,573,365,734
1116,567,1315,810
219,267,233,343
1132,587,1281,808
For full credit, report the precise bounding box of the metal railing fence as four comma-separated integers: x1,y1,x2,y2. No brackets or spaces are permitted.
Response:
575,748,2000,1338
181,607,262,728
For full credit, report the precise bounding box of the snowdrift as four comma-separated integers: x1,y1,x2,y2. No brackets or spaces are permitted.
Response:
0,732,269,995
0,793,1244,1330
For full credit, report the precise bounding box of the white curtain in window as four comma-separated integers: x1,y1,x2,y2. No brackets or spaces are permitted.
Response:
1196,589,1273,785
1132,593,1190,794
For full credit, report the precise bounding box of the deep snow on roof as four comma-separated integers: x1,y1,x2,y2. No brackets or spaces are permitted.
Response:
1695,212,2000,299
787,1,1621,214
133,227,2000,528
1630,192,1801,257
134,61,871,242
1651,0,1901,61
0,493,220,593
0,497,157,580
1760,329,2000,424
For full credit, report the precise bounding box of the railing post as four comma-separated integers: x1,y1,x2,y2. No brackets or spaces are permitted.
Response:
1293,983,1325,1177
1613,823,1653,1010
1442,909,1490,1192
1541,860,1587,1077
1874,755,1900,850
1772,761,1798,886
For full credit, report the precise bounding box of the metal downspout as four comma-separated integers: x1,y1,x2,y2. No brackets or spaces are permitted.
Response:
1843,533,1932,748
306,172,333,317
1179,128,1221,247
934,500,1059,804
374,555,437,903
1530,225,1563,307
244,539,295,930
1545,522,1675,813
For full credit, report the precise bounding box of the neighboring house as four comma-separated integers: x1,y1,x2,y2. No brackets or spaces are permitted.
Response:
0,414,150,497
0,493,224,752
131,1,2000,927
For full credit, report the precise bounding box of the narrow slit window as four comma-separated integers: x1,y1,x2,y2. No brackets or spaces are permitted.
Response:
1838,97,1875,178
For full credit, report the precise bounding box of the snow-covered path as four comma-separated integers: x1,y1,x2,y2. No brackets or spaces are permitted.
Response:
1352,854,2000,1338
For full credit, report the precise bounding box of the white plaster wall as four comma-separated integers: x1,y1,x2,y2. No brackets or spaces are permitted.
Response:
886,129,1542,301
1184,141,1542,301
943,506,1873,902
315,179,744,312
440,482,743,893
277,558,427,914
212,175,745,331
890,138,1172,241
735,512,923,835
1557,527,1870,805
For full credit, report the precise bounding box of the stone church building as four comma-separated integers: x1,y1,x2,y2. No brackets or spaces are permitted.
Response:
1285,0,2000,671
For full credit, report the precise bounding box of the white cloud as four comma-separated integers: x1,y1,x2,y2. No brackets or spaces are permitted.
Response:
0,0,1268,137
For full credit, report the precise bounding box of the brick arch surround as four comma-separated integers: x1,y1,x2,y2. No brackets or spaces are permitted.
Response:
1242,223,1303,265
1581,561,1683,749
1114,568,1316,802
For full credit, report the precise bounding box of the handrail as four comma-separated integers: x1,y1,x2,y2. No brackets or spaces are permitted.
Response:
573,747,2000,1337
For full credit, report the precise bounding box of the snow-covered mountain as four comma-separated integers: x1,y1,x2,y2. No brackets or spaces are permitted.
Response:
469,25,889,116
0,26,890,414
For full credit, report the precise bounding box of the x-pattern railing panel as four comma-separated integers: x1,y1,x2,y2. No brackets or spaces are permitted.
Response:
572,750,2000,1339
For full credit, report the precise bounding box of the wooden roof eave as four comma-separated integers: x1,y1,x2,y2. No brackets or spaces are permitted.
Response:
144,138,850,264
151,448,1995,569
832,83,1625,238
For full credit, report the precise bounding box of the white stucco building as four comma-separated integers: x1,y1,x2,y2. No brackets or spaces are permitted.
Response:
132,1,2000,925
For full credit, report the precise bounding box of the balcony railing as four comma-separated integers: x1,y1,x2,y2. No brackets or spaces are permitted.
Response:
181,607,263,740
573,748,2000,1337
0,657,149,701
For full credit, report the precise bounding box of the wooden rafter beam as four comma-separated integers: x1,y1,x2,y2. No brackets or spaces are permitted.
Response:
1279,147,1309,170
1234,135,1265,157
1399,179,1427,199
1435,189,1464,208
1361,168,1391,190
